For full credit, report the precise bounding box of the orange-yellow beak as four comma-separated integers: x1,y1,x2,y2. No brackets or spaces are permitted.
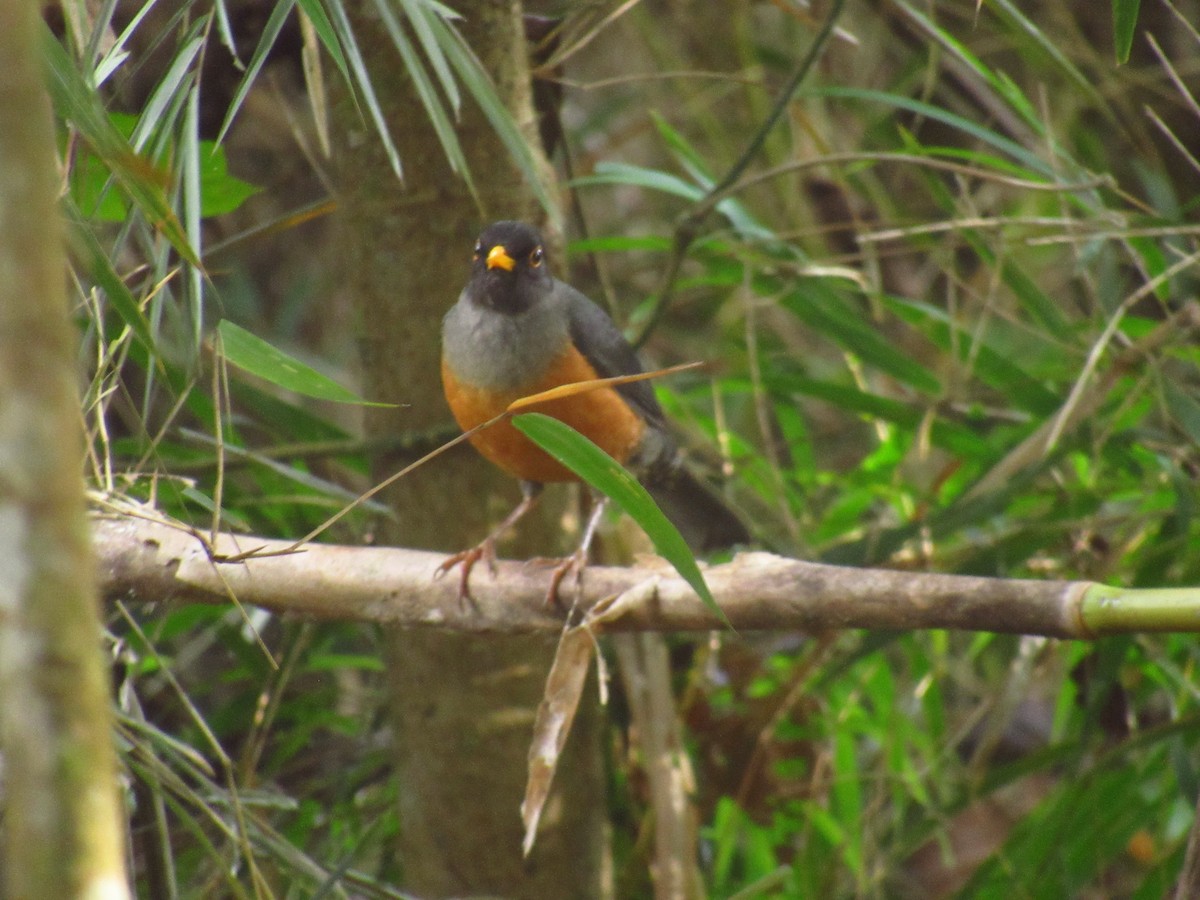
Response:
486,245,516,272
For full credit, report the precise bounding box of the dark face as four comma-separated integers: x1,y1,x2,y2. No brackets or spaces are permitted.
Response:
465,221,553,314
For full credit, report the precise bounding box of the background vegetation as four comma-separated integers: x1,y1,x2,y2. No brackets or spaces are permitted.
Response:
48,0,1200,895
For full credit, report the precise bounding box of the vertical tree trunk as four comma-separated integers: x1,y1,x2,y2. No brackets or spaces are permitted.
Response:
0,3,130,897
330,2,607,896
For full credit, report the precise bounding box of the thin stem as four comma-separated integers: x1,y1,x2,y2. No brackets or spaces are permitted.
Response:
631,0,846,348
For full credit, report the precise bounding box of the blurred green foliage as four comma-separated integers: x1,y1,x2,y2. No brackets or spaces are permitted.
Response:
57,0,1200,896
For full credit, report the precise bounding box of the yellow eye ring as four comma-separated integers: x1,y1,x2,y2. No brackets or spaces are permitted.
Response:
530,246,544,267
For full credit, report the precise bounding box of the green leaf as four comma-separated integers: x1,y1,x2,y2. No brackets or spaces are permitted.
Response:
579,161,772,238
781,286,943,395
66,113,249,224
910,0,1106,115
995,254,1073,337
574,161,704,200
323,0,405,179
41,24,199,265
831,721,864,874
1163,380,1200,446
991,0,1108,108
395,0,462,113
128,23,205,154
805,86,1080,183
216,320,391,406
648,113,773,239
370,0,471,187
180,428,388,510
197,141,260,216
649,110,711,175
64,202,158,356
512,412,725,623
430,12,557,219
69,143,131,221
567,234,673,255
1112,0,1141,63
773,373,990,457
216,0,303,146
295,0,350,82
885,296,1064,414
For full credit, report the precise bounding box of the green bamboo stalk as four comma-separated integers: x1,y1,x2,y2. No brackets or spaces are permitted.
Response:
1080,584,1200,635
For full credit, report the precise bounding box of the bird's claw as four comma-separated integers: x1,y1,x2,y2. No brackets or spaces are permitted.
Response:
526,551,587,609
436,540,498,608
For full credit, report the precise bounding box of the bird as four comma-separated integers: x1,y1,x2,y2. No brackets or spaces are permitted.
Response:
438,220,747,603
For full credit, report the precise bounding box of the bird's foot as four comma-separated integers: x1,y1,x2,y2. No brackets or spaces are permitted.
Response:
525,549,588,609
436,539,498,608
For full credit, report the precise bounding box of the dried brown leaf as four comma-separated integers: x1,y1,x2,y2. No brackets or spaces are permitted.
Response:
521,579,660,855
521,625,593,856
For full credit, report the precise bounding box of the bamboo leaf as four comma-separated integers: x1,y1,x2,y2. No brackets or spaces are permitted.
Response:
396,0,462,112
1111,0,1142,63
512,413,725,622
430,11,557,219
216,321,392,406
575,161,704,200
323,0,405,179
215,0,301,146
64,202,158,356
370,0,471,185
781,286,943,395
128,25,205,153
774,373,990,457
805,86,1081,183
42,24,199,265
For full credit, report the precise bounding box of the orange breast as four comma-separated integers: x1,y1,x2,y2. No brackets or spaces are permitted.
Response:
442,344,646,483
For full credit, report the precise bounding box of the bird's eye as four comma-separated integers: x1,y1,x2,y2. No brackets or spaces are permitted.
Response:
472,240,483,260
529,246,544,267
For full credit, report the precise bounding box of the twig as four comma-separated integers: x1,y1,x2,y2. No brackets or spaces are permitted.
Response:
631,0,846,349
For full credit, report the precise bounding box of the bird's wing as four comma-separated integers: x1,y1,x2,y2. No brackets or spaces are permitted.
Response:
560,281,668,430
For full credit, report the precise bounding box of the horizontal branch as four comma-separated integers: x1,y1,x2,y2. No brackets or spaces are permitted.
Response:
92,515,1199,637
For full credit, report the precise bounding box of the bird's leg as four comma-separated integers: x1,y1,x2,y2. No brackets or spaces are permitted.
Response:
436,481,543,604
544,492,608,608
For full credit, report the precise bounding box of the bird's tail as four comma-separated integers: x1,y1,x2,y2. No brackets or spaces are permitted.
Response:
646,468,749,553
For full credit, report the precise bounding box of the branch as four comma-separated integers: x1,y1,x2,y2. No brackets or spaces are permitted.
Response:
93,516,1200,637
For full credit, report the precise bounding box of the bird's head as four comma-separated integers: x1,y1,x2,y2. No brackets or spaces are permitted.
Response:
465,220,552,314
